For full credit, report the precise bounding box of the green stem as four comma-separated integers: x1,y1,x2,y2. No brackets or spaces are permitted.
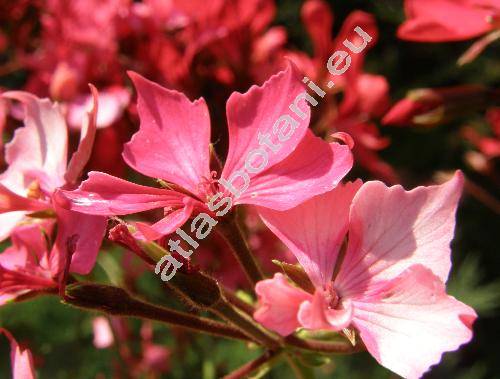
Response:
64,283,249,342
213,301,282,350
222,286,255,315
167,270,281,349
285,335,364,354
218,216,265,286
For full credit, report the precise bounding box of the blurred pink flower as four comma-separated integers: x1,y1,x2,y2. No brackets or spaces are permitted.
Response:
92,316,115,349
254,171,476,378
0,328,36,379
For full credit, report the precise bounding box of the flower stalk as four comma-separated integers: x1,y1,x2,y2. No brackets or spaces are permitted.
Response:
64,282,249,342
218,215,265,286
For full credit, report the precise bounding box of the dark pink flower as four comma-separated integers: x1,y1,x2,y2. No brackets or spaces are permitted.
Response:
59,63,353,240
254,171,476,378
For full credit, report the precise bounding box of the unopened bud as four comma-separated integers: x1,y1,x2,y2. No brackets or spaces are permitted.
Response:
383,86,498,127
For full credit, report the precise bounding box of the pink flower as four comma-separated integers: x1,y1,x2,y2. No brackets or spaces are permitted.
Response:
398,0,500,42
0,88,106,275
254,171,476,378
0,328,36,379
58,63,353,240
0,223,58,305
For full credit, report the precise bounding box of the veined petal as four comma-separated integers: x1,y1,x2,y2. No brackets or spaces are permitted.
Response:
254,273,312,336
237,130,353,210
65,84,99,186
67,86,130,129
336,171,464,296
221,62,310,182
56,172,187,216
124,72,211,197
0,183,50,213
351,265,476,379
51,203,107,275
258,180,361,287
2,91,68,191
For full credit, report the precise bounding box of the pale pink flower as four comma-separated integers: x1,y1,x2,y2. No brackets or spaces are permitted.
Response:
0,328,36,379
254,171,476,378
0,88,106,275
92,316,115,349
58,63,352,240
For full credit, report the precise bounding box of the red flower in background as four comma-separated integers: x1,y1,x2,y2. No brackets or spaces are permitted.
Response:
398,0,500,64
398,0,500,42
292,0,395,183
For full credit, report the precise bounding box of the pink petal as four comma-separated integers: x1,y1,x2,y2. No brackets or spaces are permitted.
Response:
65,84,99,186
0,328,36,379
133,199,196,241
0,212,26,242
92,317,114,349
258,180,361,287
398,0,495,42
0,183,50,213
298,289,353,331
0,98,6,151
352,265,476,379
56,172,187,216
254,273,312,336
2,91,68,191
51,202,107,275
236,130,353,210
221,62,310,183
336,171,464,297
124,72,211,197
1,223,50,269
67,86,130,129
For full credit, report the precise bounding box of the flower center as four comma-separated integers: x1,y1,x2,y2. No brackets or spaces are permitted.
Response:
200,171,221,200
325,282,340,310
